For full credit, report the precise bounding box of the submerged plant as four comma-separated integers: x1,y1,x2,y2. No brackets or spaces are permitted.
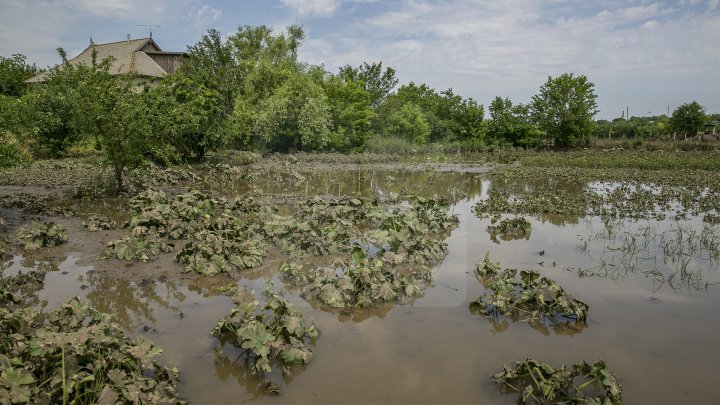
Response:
16,221,68,251
212,284,318,391
471,255,588,331
310,247,423,308
494,358,622,404
487,216,532,242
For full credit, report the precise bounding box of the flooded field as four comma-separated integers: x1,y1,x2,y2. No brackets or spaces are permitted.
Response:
2,159,719,404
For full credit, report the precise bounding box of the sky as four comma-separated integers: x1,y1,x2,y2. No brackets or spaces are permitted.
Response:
1,0,718,119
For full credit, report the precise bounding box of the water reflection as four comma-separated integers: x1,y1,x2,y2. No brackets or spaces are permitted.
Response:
84,272,186,330
469,302,586,337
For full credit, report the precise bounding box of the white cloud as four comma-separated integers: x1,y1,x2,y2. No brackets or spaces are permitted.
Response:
281,0,341,17
298,0,720,117
188,4,223,28
709,0,719,10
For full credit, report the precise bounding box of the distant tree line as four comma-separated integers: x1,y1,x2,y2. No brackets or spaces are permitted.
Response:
595,101,715,140
0,25,716,187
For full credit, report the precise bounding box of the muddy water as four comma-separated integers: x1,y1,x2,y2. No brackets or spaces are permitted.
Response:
3,168,720,404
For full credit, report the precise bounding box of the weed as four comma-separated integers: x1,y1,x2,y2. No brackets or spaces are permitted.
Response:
212,284,318,391
16,221,68,251
494,358,622,404
471,255,588,332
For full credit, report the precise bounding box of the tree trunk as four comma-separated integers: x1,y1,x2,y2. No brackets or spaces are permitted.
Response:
114,165,124,194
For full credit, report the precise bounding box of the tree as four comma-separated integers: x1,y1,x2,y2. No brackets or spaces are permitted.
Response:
226,25,308,150
12,52,85,157
488,96,541,147
531,73,598,148
53,48,150,191
253,71,333,151
670,101,706,138
378,82,484,143
322,73,375,151
0,54,37,97
339,62,398,108
385,102,430,144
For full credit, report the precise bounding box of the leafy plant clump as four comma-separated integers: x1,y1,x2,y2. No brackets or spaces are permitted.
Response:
212,284,318,391
175,230,265,275
470,255,588,330
117,188,456,279
105,227,174,261
295,246,424,308
487,216,531,242
16,221,68,251
494,358,622,404
82,214,117,231
0,269,184,404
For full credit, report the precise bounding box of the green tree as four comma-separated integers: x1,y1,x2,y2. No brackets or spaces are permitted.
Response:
253,71,332,151
0,54,37,97
164,29,239,161
488,96,541,147
385,102,430,144
322,73,375,151
378,82,484,143
670,101,706,138
531,73,598,148
226,24,307,150
12,51,85,157
50,48,150,191
339,62,397,108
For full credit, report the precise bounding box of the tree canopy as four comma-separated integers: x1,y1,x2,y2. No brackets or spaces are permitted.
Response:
531,73,598,148
670,101,706,137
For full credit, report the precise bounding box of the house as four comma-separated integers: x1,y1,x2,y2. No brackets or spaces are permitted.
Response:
25,36,186,83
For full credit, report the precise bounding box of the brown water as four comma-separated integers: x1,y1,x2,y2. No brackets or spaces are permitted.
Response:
2,167,719,404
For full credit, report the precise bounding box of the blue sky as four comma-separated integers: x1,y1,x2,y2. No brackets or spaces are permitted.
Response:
1,0,718,119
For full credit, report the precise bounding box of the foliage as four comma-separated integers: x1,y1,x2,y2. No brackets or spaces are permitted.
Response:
593,115,670,140
122,188,267,272
212,284,318,386
16,221,68,251
0,134,30,168
146,74,225,163
105,227,174,262
487,216,532,242
299,246,424,308
149,28,239,162
82,214,116,231
322,73,375,151
226,24,307,151
339,62,398,108
470,255,589,330
253,70,333,151
13,79,78,157
383,102,430,144
494,358,622,404
0,54,37,97
176,230,265,275
0,289,184,404
379,82,485,143
670,101,706,137
531,73,598,148
488,97,542,147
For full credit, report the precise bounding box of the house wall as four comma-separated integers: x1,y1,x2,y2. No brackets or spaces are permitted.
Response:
140,42,161,52
146,54,183,74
